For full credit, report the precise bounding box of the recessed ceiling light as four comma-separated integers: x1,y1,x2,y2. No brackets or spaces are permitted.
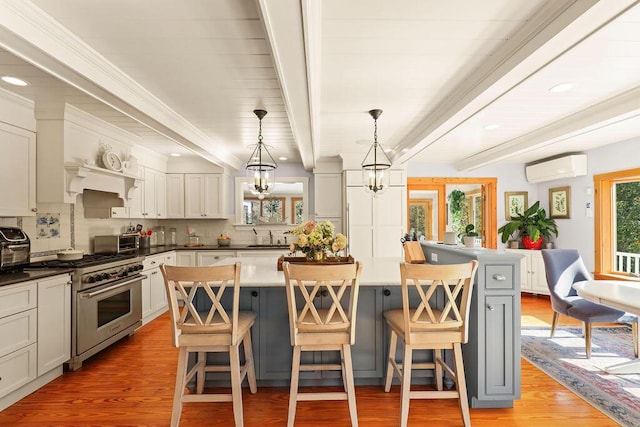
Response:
484,124,500,130
169,153,181,157
1,76,28,86
278,156,287,161
549,83,573,93
384,148,393,153
401,148,410,153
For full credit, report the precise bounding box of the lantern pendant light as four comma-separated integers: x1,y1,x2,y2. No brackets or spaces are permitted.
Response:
361,109,391,195
246,109,277,199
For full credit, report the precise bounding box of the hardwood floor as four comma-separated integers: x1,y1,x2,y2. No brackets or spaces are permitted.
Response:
0,294,618,426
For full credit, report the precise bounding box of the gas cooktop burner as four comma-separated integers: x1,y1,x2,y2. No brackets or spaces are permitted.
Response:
27,253,139,269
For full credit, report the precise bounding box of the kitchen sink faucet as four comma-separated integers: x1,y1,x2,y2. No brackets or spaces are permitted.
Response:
269,230,273,245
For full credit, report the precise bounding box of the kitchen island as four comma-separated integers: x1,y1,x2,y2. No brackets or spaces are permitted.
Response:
193,245,523,408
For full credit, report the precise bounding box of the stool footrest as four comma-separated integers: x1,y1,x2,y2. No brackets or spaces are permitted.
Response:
297,392,348,401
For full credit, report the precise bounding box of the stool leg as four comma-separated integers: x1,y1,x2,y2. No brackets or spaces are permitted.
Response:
196,351,205,394
171,347,188,427
288,346,301,427
342,344,358,427
434,349,443,391
453,343,471,427
400,345,413,427
229,344,244,427
384,330,398,392
243,331,258,393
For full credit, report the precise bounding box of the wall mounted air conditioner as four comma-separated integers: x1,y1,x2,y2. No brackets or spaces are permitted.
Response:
525,154,587,184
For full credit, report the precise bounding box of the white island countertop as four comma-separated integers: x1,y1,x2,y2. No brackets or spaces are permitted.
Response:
212,256,403,287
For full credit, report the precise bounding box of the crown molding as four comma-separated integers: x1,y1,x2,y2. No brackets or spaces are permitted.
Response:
0,0,243,170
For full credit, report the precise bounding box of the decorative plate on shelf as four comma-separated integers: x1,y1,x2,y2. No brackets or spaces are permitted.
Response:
102,151,123,172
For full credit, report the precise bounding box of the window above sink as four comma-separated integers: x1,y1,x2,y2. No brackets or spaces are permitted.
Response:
234,177,309,226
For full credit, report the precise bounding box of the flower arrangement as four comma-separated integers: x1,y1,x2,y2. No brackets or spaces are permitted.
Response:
288,220,347,260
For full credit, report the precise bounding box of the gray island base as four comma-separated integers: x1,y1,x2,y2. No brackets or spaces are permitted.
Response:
194,249,522,408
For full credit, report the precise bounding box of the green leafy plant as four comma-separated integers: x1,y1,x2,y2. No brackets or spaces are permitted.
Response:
459,223,479,239
498,201,558,243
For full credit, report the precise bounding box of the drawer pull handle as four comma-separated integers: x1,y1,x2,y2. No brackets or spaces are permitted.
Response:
251,291,258,297
383,289,391,296
493,274,506,281
487,305,495,311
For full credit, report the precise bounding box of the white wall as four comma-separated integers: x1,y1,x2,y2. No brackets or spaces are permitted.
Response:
535,138,640,271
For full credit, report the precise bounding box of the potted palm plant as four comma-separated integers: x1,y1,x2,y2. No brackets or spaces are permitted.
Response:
498,201,558,249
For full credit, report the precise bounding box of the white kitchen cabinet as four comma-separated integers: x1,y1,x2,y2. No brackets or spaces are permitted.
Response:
196,251,236,266
506,249,548,295
166,173,185,218
143,167,157,218
175,250,196,266
156,172,166,218
345,174,406,259
237,249,290,258
184,174,228,218
142,253,171,324
0,282,37,360
130,167,166,219
0,121,36,216
37,275,71,375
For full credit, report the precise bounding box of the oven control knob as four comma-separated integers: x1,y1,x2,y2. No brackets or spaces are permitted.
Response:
128,266,136,273
87,275,96,283
136,264,143,271
121,270,128,277
101,273,110,280
93,274,102,282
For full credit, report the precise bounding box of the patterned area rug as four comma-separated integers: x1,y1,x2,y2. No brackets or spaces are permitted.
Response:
521,326,640,426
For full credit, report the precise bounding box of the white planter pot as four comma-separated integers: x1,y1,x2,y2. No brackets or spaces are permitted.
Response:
463,236,481,248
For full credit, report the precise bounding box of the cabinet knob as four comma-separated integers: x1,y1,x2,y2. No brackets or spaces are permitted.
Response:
251,291,258,297
493,274,506,281
487,305,495,311
383,289,391,296
31,207,38,212
320,289,329,297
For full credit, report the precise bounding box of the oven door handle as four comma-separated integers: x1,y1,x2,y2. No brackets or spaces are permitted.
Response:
80,275,146,299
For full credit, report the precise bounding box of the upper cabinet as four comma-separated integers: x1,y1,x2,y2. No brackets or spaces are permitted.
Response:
129,166,166,219
165,174,184,218
0,122,36,216
184,174,228,218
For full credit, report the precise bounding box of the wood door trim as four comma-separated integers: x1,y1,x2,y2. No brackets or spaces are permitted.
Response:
407,177,497,249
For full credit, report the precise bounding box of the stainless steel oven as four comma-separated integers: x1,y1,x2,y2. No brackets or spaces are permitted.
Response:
26,254,145,371
76,275,142,356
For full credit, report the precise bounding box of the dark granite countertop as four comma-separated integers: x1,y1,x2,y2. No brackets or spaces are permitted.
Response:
0,246,289,288
0,269,73,288
137,245,290,256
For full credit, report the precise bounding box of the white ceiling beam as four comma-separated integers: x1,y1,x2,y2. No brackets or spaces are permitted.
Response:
393,0,638,167
456,85,640,170
256,0,316,170
0,0,244,170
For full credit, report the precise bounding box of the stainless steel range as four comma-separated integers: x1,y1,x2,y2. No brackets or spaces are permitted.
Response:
28,254,145,371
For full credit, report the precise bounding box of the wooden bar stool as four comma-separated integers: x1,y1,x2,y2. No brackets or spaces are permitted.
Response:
282,261,363,427
160,263,257,427
383,261,479,427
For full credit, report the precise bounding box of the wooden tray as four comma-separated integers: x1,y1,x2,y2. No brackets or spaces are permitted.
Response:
277,255,355,271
